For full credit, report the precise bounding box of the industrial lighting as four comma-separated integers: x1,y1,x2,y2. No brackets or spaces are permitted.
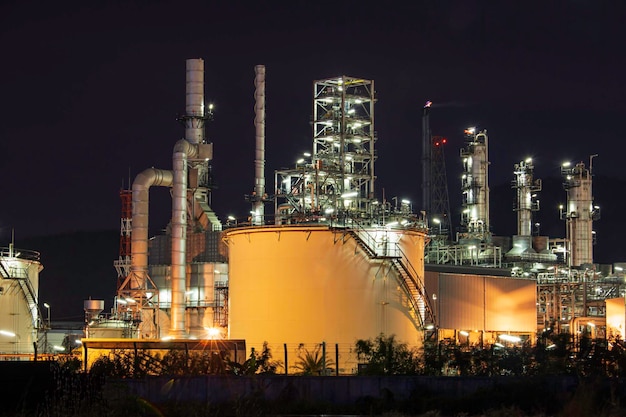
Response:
116,298,127,305
459,330,469,337
227,215,236,221
355,99,362,104
53,345,65,352
341,191,358,198
425,324,434,330
562,161,571,167
296,158,305,164
401,199,410,205
205,327,221,339
303,152,311,157
525,157,532,163
347,108,355,114
324,208,334,214
208,103,214,111
498,334,521,343
162,336,174,341
0,330,16,337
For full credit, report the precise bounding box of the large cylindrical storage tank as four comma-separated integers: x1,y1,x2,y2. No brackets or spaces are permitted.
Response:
0,248,42,355
225,225,427,371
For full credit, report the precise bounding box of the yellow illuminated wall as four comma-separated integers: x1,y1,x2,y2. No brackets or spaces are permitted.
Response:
605,297,625,340
425,271,537,333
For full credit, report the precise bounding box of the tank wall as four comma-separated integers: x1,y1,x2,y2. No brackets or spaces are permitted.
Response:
0,256,41,354
226,226,426,365
426,271,537,333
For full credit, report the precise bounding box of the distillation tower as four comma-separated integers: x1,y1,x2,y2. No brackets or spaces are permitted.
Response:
505,158,547,260
459,128,490,242
560,160,600,268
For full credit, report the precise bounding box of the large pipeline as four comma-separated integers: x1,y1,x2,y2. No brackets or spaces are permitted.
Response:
130,168,173,293
169,139,205,337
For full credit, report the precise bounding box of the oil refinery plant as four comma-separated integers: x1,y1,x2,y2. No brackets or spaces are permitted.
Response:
1,59,624,371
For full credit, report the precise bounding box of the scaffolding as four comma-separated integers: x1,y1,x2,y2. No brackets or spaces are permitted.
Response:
274,76,377,223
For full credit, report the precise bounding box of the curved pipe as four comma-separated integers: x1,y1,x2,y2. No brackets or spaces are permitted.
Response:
130,168,173,289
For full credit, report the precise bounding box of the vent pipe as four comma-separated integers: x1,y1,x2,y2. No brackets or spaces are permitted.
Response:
252,65,266,225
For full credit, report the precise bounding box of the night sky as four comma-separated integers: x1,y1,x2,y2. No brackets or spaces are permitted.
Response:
2,2,626,240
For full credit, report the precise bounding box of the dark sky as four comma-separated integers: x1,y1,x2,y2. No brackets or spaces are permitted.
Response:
2,0,626,242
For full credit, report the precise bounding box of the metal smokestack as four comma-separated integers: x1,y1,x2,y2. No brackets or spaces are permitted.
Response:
252,65,266,225
422,101,432,214
169,58,206,338
185,58,204,144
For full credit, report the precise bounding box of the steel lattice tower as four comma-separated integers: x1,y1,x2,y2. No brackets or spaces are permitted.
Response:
274,76,376,220
430,136,452,238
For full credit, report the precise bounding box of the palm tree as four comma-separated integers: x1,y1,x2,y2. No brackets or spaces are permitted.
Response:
292,344,334,375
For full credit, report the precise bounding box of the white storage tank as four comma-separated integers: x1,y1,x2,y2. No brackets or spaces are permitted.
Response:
0,247,43,354
224,225,428,366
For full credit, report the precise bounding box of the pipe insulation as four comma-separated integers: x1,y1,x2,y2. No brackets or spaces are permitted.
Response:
130,168,173,288
185,58,204,144
253,65,266,225
170,148,189,337
169,139,211,337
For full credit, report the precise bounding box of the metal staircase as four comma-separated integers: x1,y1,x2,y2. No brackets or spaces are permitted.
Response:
0,256,45,350
343,227,435,330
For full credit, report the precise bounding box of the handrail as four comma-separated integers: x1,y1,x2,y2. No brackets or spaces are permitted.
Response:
0,248,41,261
343,218,435,328
394,245,435,326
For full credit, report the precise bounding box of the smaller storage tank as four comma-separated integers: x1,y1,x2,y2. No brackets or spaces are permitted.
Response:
0,246,43,355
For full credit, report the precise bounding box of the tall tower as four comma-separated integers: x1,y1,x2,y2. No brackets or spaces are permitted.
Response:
250,65,267,225
506,158,542,258
560,159,600,267
421,101,432,215
430,136,452,238
177,59,220,232
114,188,132,291
459,128,490,241
275,76,376,220
513,158,541,237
